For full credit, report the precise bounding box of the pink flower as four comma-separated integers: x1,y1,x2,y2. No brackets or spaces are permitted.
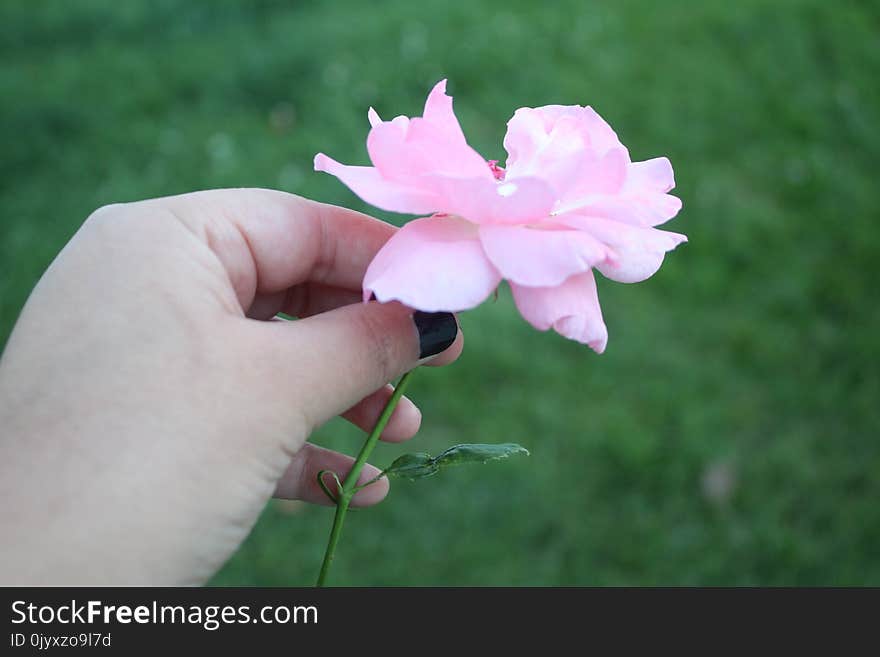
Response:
314,80,686,353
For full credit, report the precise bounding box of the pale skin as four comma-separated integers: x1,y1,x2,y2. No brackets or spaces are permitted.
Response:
0,189,462,585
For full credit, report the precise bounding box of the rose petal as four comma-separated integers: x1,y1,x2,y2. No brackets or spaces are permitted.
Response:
626,157,676,194
510,270,608,353
574,193,683,227
364,215,501,312
572,156,680,227
422,79,467,142
555,147,629,208
503,105,629,205
559,214,687,283
528,105,624,156
504,105,628,172
501,107,547,171
576,106,626,157
478,223,612,287
366,81,491,183
313,153,439,215
428,175,557,225
571,157,681,226
503,114,582,189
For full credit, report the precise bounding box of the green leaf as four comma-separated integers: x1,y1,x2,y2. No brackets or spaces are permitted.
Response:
434,443,530,467
384,443,529,481
383,452,440,480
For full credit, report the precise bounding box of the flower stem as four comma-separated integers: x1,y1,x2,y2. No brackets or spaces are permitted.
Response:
315,369,416,587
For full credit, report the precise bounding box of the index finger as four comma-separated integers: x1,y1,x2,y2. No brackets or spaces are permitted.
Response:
145,188,396,311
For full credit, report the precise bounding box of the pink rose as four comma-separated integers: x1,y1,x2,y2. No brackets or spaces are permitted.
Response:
314,80,686,353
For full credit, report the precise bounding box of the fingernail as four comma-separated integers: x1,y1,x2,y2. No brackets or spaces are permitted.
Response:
413,311,457,359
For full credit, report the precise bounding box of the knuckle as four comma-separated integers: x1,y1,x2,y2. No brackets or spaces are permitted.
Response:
83,202,124,229
79,203,139,245
308,203,340,285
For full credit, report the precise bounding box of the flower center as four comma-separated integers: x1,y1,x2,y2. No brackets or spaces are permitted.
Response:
487,159,505,181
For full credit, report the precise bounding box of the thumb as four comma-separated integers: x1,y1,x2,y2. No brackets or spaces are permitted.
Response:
250,301,460,430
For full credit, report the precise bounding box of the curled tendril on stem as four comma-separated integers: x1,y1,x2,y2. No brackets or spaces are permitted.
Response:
316,469,343,505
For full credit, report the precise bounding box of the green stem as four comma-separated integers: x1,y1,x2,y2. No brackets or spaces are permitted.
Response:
315,369,416,587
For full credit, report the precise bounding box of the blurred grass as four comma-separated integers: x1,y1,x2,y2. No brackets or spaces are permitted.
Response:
2,0,879,585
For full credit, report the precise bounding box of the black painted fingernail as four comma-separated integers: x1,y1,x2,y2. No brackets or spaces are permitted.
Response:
413,311,457,358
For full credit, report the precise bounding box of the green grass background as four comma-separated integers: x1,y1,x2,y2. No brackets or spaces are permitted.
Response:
2,0,878,585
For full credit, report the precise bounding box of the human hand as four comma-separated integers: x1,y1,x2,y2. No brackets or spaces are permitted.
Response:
0,189,462,585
